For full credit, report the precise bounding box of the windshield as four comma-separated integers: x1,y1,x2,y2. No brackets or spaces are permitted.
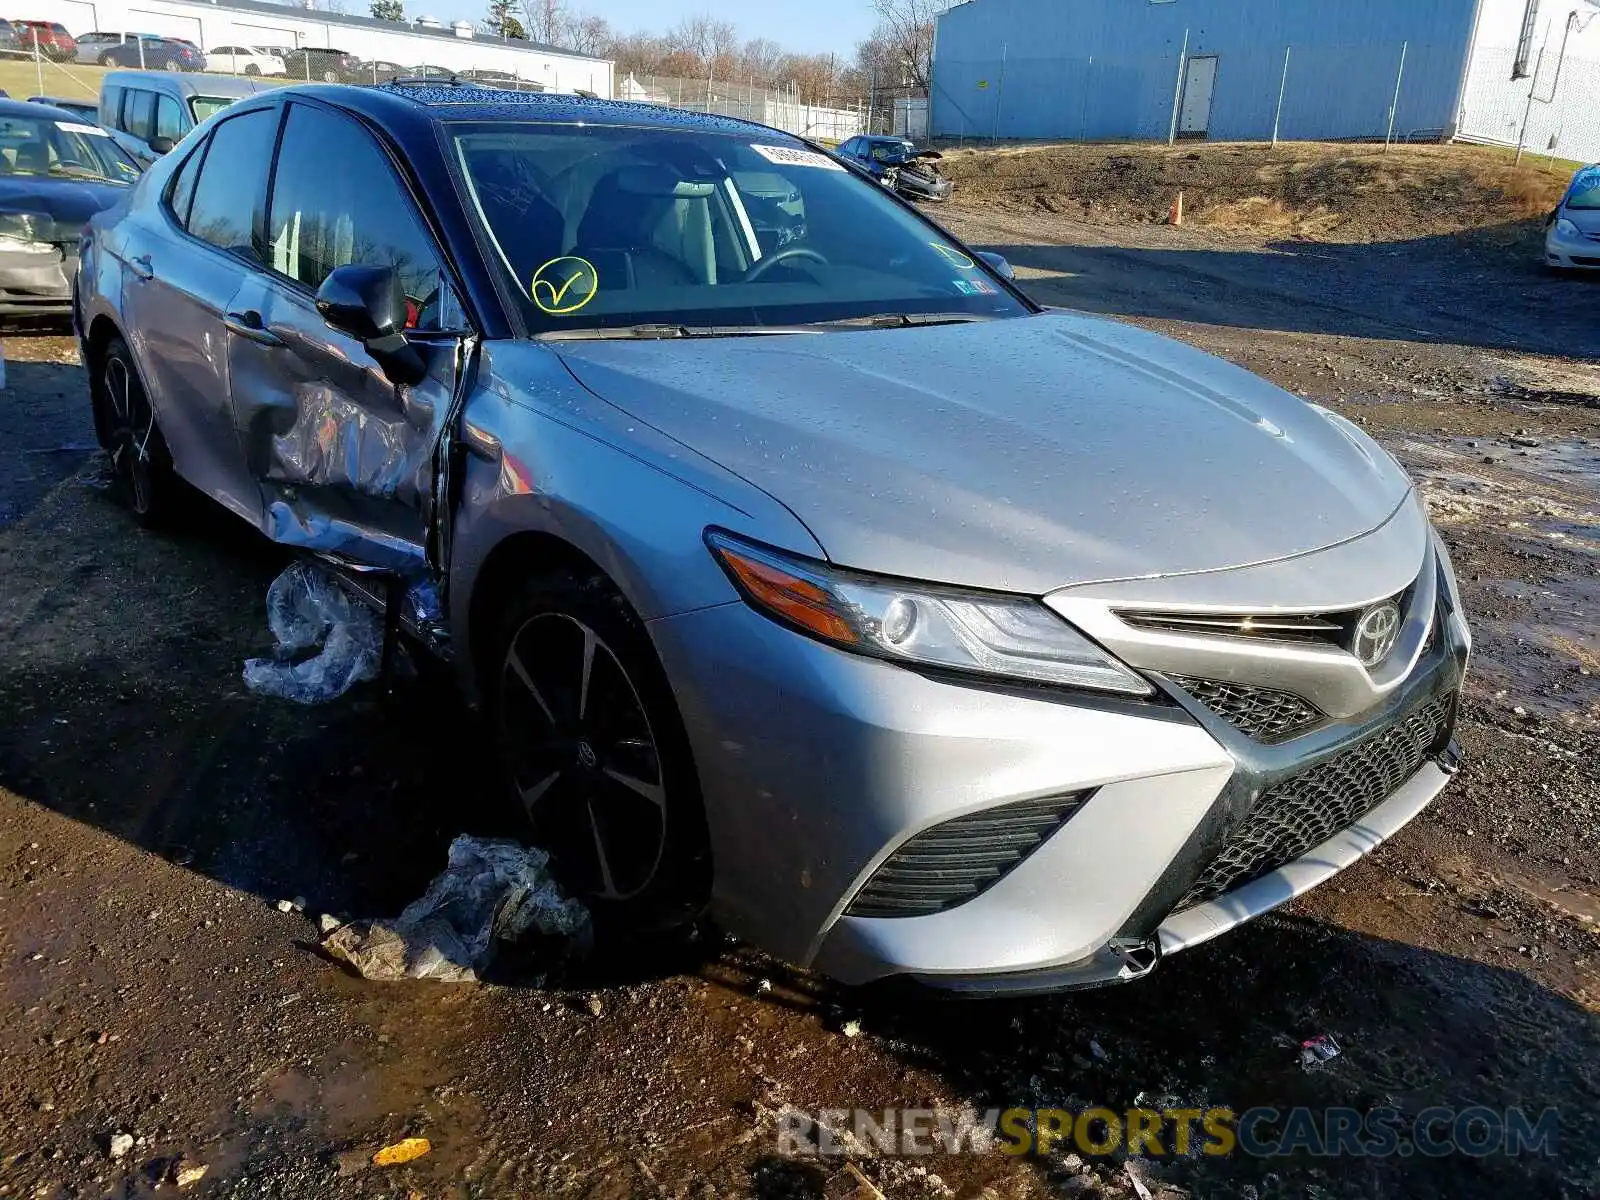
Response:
870,140,917,163
1567,166,1600,211
0,114,139,183
190,97,236,122
452,123,1028,335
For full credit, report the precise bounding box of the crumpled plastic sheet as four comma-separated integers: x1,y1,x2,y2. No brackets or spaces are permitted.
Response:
242,561,382,704
322,836,591,983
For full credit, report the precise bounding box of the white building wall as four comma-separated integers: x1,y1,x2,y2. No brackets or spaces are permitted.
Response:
1458,0,1600,161
28,0,613,95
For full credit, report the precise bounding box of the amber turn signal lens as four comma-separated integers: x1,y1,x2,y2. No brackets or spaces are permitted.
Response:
714,546,860,646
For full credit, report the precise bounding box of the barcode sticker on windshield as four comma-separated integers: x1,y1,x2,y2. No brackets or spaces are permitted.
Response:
751,144,844,171
58,122,108,136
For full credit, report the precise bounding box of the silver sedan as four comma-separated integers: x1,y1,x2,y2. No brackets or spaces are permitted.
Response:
74,84,1470,993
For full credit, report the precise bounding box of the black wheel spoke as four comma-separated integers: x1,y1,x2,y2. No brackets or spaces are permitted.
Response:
504,645,558,729
498,611,670,904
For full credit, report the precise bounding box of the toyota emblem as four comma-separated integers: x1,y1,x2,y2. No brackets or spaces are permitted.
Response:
1353,602,1402,667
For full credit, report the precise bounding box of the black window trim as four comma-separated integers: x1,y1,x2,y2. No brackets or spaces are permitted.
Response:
257,96,476,334
160,132,209,230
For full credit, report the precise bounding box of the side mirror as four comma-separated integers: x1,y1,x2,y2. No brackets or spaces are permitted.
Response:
147,135,175,154
314,263,428,386
978,251,1016,280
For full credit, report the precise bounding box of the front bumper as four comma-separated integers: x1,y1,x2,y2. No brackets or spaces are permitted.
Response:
651,534,1470,993
0,244,76,314
896,173,953,202
1544,225,1600,270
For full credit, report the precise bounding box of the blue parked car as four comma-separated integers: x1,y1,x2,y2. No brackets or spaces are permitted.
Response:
93,35,203,71
836,135,953,202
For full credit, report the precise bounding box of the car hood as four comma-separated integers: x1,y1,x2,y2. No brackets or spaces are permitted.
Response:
555,311,1415,595
0,177,129,236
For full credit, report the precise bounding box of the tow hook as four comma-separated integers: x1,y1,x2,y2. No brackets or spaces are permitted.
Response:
1109,937,1160,981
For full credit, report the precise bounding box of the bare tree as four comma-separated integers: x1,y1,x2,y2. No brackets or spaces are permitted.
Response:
870,0,946,91
562,13,612,57
521,0,562,44
738,37,784,83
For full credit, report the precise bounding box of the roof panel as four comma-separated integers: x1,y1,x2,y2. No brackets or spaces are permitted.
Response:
380,84,785,136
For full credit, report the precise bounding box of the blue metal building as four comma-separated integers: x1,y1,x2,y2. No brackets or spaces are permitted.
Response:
931,0,1486,143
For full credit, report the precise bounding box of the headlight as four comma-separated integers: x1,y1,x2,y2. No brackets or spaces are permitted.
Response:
1555,217,1581,239
706,530,1152,695
0,211,57,253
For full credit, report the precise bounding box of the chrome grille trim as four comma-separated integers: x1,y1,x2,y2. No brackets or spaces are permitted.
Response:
846,792,1091,919
1167,675,1325,744
1121,611,1345,643
1175,695,1454,911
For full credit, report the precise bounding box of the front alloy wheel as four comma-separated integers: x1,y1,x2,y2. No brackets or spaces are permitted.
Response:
490,576,709,927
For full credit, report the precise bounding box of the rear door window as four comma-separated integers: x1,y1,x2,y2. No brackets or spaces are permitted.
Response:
123,89,155,141
183,107,279,260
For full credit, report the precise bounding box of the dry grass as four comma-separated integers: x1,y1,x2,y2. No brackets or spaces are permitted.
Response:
939,140,1574,244
0,55,294,105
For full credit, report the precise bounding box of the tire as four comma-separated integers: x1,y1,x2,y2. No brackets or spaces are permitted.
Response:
97,51,115,66
93,335,175,525
163,58,180,71
244,63,260,76
484,569,711,931
321,67,338,82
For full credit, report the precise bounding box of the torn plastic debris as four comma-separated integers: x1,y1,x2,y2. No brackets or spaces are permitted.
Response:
1299,1033,1342,1071
242,561,382,704
322,835,590,983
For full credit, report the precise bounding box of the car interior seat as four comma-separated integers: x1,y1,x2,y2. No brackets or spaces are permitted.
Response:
571,165,717,290
13,140,50,173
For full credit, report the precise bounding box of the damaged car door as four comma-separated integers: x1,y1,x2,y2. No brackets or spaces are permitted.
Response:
118,107,278,521
224,99,469,572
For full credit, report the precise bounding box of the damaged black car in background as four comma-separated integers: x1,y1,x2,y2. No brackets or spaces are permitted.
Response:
0,98,141,318
837,134,953,202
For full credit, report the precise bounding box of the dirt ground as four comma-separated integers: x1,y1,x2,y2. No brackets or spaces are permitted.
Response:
3,186,1600,1200
936,141,1577,245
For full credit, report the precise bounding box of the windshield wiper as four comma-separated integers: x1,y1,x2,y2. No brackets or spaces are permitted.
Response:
49,165,108,181
804,312,997,330
536,323,815,342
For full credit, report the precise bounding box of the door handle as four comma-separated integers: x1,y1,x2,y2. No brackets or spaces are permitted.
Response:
223,310,285,348
128,254,153,282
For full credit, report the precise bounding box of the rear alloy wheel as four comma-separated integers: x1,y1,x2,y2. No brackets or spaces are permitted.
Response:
489,576,709,928
97,337,173,524
244,63,260,75
163,58,180,70
321,68,339,82
97,52,115,65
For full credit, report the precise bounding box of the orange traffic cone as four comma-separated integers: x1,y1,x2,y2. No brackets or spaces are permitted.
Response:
1168,190,1184,226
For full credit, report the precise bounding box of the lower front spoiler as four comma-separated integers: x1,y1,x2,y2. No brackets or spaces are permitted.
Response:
0,248,75,315
906,756,1455,997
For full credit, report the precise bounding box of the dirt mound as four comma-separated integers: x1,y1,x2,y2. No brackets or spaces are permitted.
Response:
938,141,1571,243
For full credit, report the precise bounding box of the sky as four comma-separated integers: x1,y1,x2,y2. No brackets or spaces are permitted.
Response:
405,1,877,57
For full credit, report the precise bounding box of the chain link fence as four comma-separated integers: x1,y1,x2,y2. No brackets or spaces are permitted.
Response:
622,74,868,143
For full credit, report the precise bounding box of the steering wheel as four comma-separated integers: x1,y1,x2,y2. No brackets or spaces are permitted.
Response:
742,246,829,283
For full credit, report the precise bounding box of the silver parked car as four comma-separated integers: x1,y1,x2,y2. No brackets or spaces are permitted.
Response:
74,85,1470,993
1545,163,1600,272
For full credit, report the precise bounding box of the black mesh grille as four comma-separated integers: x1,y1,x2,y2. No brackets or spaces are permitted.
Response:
846,792,1090,919
1177,696,1454,911
1169,675,1325,744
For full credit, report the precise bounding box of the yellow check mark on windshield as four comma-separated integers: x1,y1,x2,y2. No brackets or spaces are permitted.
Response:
531,256,599,314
